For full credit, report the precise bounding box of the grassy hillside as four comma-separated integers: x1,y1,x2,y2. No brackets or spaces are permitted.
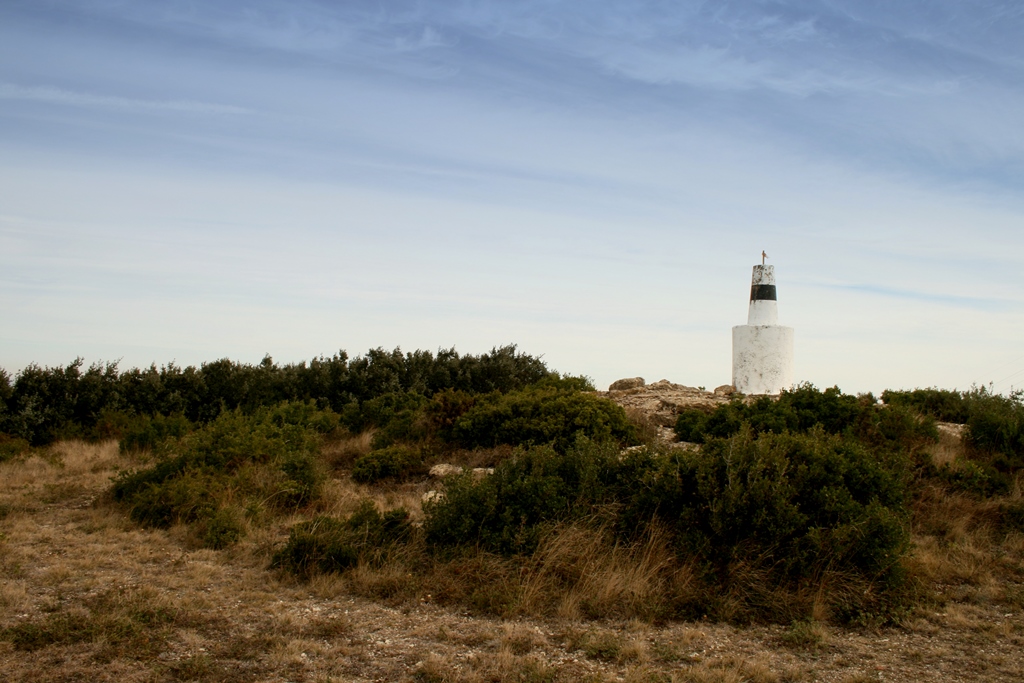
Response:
1,353,1023,680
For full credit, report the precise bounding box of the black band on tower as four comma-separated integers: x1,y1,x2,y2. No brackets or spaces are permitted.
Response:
750,284,777,301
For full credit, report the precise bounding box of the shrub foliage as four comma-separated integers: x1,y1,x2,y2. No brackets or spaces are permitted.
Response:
450,386,638,452
0,346,568,446
422,429,910,621
272,501,413,578
10,345,1023,626
675,384,937,451
884,386,1024,493
351,445,424,484
111,401,334,546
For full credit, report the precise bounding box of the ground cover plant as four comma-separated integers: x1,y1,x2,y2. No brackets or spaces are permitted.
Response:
2,358,1024,630
0,345,565,446
297,427,912,624
3,353,1024,681
884,386,1024,496
283,382,1022,627
5,348,618,552
110,401,336,548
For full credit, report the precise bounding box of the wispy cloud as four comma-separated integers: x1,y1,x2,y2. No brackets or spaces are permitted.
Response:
27,2,1012,99
822,283,1019,313
0,83,251,115
2,1,1024,392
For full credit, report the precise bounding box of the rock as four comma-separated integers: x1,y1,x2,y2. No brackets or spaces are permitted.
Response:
609,377,645,391
714,384,736,396
429,464,463,478
422,490,443,504
471,467,494,478
596,378,734,437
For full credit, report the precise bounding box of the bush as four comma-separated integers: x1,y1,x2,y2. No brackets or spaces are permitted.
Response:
936,460,1011,498
675,385,936,460
352,446,423,484
119,413,193,454
424,438,654,555
111,402,331,543
0,433,31,463
423,429,911,622
964,390,1024,471
882,388,969,423
272,501,413,578
645,428,909,582
1,345,558,447
197,507,245,550
340,391,428,438
451,387,638,452
425,389,478,441
884,387,1024,475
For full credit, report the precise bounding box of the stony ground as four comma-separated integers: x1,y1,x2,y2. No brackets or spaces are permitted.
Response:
597,379,732,442
2,441,1023,682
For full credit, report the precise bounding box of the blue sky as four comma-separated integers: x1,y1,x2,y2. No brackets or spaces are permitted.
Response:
2,1,1023,393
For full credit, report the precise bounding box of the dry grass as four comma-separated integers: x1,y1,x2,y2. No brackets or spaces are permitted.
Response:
909,483,1024,609
3,439,1024,682
516,523,682,621
320,430,374,470
414,649,564,683
929,423,966,467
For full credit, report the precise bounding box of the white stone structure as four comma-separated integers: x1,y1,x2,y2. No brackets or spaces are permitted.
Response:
731,264,794,395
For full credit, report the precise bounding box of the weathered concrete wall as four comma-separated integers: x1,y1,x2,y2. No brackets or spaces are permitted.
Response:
732,325,794,395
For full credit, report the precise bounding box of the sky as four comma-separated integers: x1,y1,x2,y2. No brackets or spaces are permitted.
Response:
2,0,1023,394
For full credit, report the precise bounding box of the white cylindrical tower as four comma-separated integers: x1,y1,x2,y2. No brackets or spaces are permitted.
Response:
732,264,794,395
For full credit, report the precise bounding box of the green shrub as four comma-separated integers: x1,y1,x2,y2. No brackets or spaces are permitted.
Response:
676,400,748,442
424,428,911,622
451,387,638,452
424,439,651,555
279,452,323,506
264,400,341,433
119,413,193,454
635,428,910,587
120,471,216,528
0,433,31,462
425,389,478,441
339,391,430,449
937,460,1011,498
534,374,596,392
861,403,938,452
110,402,329,539
964,390,1024,471
884,387,1024,477
272,501,413,578
197,507,245,549
351,446,423,484
882,388,969,423
1,345,559,447
675,385,936,460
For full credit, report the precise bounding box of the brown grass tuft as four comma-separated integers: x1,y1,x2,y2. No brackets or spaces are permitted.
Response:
515,523,680,621
321,430,375,470
679,654,784,683
414,648,564,683
929,423,966,467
